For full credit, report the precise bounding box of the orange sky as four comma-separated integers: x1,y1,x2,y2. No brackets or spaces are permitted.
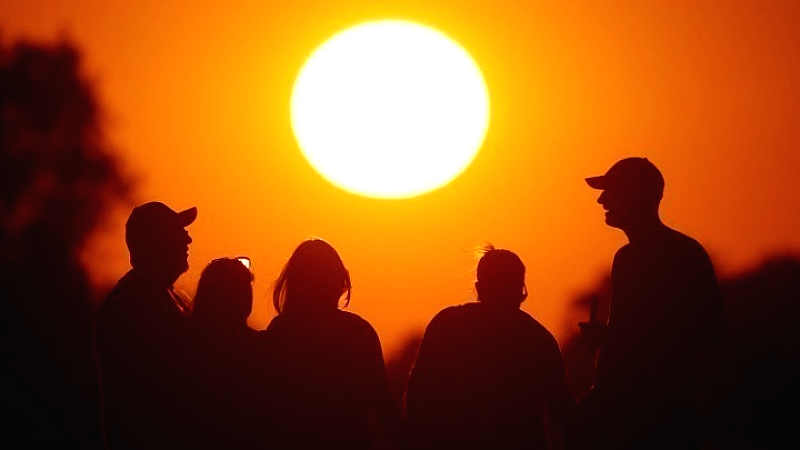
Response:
4,0,799,356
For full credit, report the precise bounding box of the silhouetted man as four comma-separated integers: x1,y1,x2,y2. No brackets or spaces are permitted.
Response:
577,158,722,449
406,247,574,450
95,202,197,449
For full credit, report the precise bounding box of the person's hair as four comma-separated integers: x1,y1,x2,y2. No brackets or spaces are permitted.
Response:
272,239,351,314
192,257,254,327
475,244,527,305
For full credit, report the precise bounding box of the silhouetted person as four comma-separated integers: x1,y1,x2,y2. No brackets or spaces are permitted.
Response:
405,247,574,450
190,258,264,449
94,202,197,449
189,256,261,449
576,158,723,449
257,238,407,449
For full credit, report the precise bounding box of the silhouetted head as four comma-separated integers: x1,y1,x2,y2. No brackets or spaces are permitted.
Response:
273,239,351,314
475,246,528,307
586,157,664,231
125,201,196,284
192,257,253,330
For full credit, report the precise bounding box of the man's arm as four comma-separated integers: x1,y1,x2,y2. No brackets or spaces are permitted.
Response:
688,249,727,437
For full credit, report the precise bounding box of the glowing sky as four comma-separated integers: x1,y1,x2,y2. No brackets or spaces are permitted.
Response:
4,0,799,355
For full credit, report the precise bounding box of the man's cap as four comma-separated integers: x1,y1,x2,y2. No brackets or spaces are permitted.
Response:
125,202,197,250
585,157,664,196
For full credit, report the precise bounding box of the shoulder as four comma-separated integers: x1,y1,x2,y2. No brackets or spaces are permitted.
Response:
666,227,709,253
98,271,136,316
664,228,716,270
102,269,165,305
425,304,476,330
336,309,374,327
518,310,553,335
516,310,562,351
104,270,134,297
265,310,376,334
332,311,386,359
610,244,635,276
336,310,380,338
612,243,634,263
431,304,470,321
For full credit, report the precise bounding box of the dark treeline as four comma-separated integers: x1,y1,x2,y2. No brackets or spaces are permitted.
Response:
0,37,129,447
712,257,800,447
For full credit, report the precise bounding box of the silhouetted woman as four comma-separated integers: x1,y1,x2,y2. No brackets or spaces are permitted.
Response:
259,239,407,449
190,257,260,449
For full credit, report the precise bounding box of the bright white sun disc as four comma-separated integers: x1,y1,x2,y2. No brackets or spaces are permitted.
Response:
291,20,490,198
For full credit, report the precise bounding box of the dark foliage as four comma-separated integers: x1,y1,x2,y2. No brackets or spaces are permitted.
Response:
0,37,128,447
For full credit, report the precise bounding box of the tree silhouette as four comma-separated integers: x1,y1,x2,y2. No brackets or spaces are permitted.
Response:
712,256,800,448
0,37,129,447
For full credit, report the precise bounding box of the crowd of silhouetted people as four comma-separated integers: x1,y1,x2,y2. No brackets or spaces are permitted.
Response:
90,158,734,450
3,38,796,450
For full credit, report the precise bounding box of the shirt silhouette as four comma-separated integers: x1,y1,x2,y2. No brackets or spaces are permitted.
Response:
578,158,723,449
189,257,261,449
255,239,407,450
406,248,573,450
94,202,197,449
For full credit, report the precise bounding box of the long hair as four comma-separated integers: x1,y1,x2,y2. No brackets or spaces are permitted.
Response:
192,258,254,328
272,239,351,314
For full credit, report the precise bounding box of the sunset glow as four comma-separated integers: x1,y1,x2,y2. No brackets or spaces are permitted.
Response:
4,0,800,369
290,20,490,199
4,1,800,446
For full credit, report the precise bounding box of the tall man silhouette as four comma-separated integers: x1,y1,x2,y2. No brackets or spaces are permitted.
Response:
95,202,197,449
577,158,723,449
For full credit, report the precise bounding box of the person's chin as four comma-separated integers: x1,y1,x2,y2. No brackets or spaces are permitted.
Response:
604,215,622,229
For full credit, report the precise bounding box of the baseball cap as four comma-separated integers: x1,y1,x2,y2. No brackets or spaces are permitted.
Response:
125,202,197,251
585,157,664,198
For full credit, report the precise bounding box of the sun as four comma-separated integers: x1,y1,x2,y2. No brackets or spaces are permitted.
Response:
291,20,490,199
